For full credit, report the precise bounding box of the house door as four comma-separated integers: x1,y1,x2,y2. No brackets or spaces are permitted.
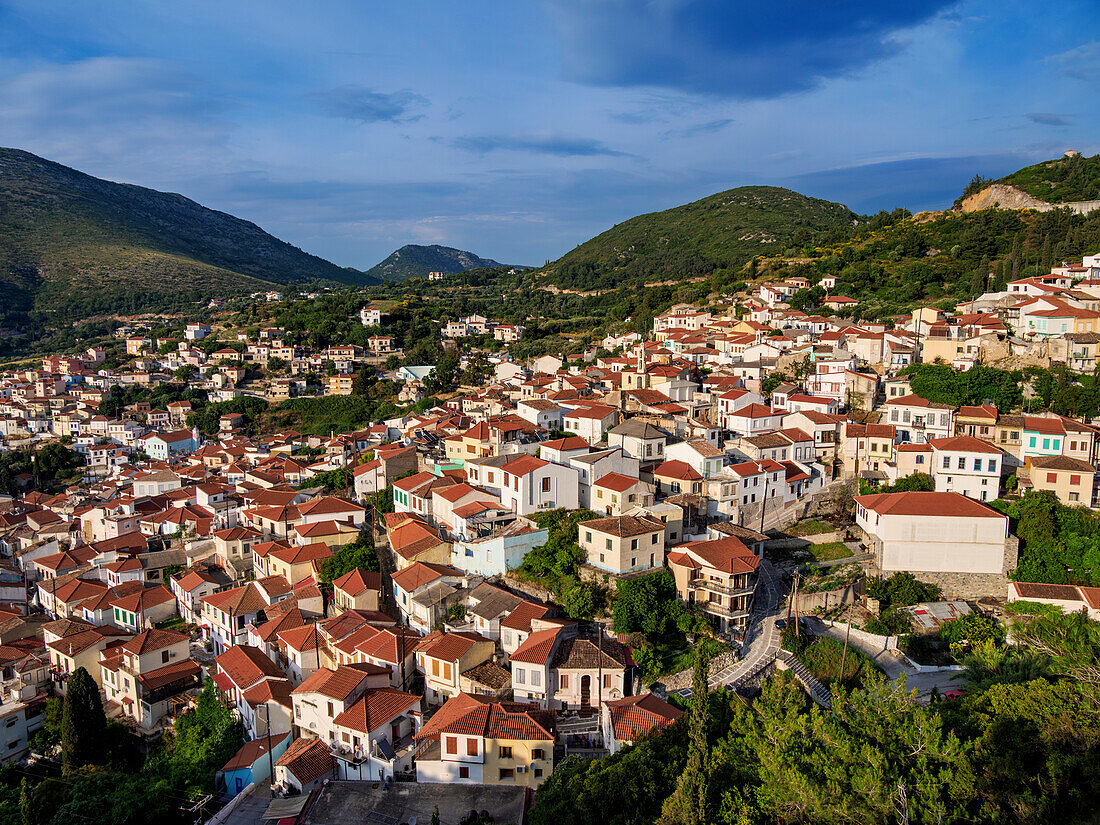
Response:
235,776,244,793
580,675,591,708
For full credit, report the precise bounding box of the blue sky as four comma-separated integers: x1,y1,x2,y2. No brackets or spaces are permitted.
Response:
1,0,1097,269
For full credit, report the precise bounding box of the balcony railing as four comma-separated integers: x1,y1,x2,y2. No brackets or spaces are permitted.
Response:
689,576,754,599
698,601,752,621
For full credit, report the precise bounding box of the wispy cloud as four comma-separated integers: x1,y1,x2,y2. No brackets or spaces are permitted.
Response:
308,85,427,124
452,133,634,158
661,118,734,139
1046,40,1100,82
1026,112,1070,126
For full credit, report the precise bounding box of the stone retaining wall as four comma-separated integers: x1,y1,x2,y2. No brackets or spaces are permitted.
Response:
792,579,864,613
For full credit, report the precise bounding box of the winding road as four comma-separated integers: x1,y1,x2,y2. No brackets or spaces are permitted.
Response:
709,559,785,689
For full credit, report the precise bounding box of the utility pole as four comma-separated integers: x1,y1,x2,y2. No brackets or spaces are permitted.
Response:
265,703,274,792
839,618,852,684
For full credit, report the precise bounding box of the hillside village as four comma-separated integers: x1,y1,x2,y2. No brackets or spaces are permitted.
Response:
3,250,1100,820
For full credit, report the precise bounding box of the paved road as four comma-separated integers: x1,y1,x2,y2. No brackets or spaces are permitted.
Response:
709,559,785,690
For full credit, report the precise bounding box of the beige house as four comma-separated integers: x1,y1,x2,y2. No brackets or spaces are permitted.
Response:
47,627,130,693
1027,455,1098,507
332,568,382,613
415,631,495,705
415,693,555,787
667,537,760,633
578,514,666,575
591,473,654,515
266,542,333,585
100,629,202,731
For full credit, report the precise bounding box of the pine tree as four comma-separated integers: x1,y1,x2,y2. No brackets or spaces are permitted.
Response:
659,648,710,824
61,666,106,774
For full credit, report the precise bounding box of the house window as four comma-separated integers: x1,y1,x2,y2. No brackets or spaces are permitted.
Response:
1043,439,1050,450
630,539,638,550
446,736,458,755
467,738,478,756
499,768,514,780
603,674,612,689
1070,492,1080,502
560,674,569,689
942,457,950,469
973,458,982,471
916,455,924,465
531,670,541,687
162,650,170,664
988,460,997,472
1047,473,1057,483
500,746,513,759
957,457,965,470
532,748,544,760
327,701,334,717
1071,475,1082,486
459,766,470,778
605,539,612,552
515,668,525,685
541,477,551,493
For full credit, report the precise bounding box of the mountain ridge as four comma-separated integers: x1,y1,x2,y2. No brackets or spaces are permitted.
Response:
365,244,508,281
0,147,379,327
541,185,861,292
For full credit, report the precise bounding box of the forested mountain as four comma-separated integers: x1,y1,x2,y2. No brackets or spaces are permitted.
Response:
0,148,378,327
365,244,507,281
542,186,860,291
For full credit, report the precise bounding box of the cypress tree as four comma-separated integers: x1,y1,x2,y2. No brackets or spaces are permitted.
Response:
659,647,710,825
61,666,106,774
20,778,32,825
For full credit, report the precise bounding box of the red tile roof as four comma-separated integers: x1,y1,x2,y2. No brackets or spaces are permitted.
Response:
275,737,333,785
607,692,682,742
855,491,1004,519
332,688,420,733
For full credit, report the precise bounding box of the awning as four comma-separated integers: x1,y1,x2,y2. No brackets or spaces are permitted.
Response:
261,797,309,820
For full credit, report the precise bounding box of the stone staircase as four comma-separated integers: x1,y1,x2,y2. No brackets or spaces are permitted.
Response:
776,649,832,708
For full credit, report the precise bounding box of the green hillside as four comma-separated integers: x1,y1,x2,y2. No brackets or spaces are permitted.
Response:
993,152,1100,203
543,186,860,291
0,147,378,327
365,244,507,281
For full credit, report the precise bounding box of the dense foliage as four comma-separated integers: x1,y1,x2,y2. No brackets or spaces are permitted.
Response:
186,396,268,436
23,677,241,825
994,152,1100,203
997,490,1100,585
315,536,380,582
0,443,84,495
516,509,607,620
546,186,858,292
532,608,1100,825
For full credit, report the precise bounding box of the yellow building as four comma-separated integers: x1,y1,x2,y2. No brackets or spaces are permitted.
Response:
414,693,555,787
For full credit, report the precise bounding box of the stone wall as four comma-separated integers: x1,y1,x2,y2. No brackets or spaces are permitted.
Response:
792,579,864,613
502,574,556,603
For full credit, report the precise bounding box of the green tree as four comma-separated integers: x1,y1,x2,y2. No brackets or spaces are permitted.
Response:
660,648,710,825
61,667,106,774
316,537,380,582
